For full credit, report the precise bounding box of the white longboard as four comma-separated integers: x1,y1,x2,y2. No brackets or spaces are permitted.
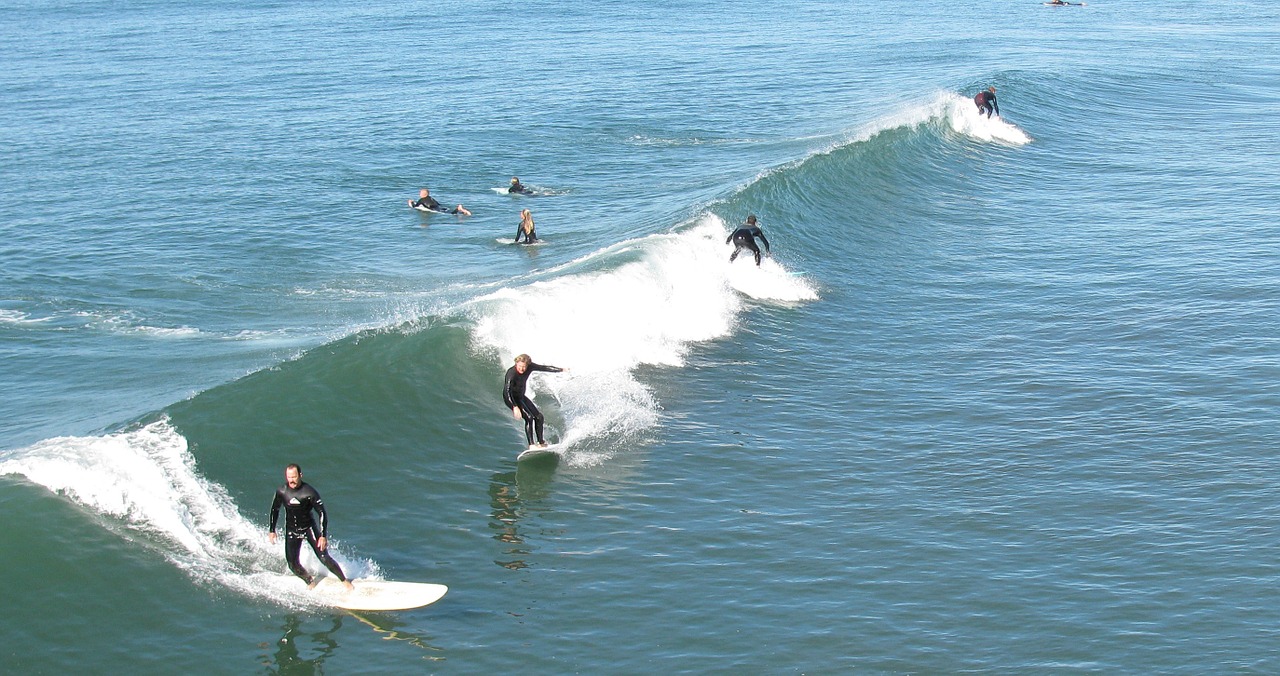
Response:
516,444,560,462
312,577,448,611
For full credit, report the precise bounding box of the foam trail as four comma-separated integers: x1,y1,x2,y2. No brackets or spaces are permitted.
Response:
466,215,817,464
0,418,378,610
941,92,1033,145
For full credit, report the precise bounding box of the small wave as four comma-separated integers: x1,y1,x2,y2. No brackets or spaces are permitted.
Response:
464,214,816,464
0,419,378,610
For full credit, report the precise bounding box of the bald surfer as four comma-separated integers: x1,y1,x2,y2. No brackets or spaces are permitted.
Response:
503,354,568,449
269,464,355,591
727,215,771,266
974,86,1000,118
409,188,472,216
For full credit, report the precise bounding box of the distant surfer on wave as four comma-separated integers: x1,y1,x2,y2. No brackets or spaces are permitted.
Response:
503,354,568,449
409,188,472,216
515,209,538,244
974,86,1000,118
727,214,771,266
508,177,534,195
269,464,355,591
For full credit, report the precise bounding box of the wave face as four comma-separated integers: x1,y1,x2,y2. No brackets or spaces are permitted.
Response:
1,93,1029,597
5,0,1280,670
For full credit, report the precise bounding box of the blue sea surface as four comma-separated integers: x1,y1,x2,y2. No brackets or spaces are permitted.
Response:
3,0,1280,672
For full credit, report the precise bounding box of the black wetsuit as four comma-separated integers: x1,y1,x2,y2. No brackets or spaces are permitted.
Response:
269,481,349,585
515,223,538,244
412,196,460,214
975,91,999,118
727,226,771,266
508,182,533,195
503,362,564,445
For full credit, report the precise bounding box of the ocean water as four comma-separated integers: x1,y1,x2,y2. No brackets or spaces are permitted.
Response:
3,0,1280,672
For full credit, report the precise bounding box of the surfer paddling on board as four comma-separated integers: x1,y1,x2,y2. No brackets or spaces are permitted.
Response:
727,214,771,266
408,188,472,216
508,177,534,195
515,209,538,244
269,464,355,591
974,86,1000,118
503,354,568,449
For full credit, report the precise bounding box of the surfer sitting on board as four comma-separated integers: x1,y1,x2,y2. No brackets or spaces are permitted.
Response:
974,86,1000,118
515,209,538,244
503,354,568,449
508,177,534,195
409,188,472,216
269,464,355,591
727,215,771,266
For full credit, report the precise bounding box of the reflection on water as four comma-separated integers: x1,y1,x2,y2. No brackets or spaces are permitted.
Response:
488,464,556,571
265,614,342,675
349,612,445,660
262,612,445,672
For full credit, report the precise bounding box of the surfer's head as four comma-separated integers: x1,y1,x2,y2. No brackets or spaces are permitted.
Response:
988,86,996,93
511,177,520,184
746,214,758,225
285,463,302,489
514,354,531,373
419,188,429,197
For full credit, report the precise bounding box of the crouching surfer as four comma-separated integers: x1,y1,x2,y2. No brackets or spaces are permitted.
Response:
727,215,771,266
974,86,1000,118
503,354,569,449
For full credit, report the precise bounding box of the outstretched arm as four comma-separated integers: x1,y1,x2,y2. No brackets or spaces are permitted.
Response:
758,232,771,253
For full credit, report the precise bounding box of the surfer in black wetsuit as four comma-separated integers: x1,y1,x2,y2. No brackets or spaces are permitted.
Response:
503,354,568,448
409,188,472,215
508,177,533,195
974,86,1000,118
515,209,538,244
727,215,771,266
269,464,354,591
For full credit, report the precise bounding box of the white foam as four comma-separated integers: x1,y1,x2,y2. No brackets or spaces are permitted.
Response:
0,419,377,610
940,92,1033,145
467,214,816,464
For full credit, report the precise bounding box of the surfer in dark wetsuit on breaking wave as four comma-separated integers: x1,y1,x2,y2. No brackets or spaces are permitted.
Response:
727,214,771,266
974,86,1000,118
503,353,568,449
269,464,354,591
409,188,472,216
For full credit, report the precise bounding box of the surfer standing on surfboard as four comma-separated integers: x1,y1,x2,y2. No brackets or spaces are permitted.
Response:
408,188,472,216
727,215,771,266
503,354,568,449
269,464,355,591
974,86,1000,118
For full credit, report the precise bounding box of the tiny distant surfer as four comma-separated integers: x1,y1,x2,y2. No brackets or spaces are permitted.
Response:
409,188,472,215
515,209,538,244
269,464,355,591
974,86,1000,118
503,354,568,449
508,177,534,195
727,215,771,266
